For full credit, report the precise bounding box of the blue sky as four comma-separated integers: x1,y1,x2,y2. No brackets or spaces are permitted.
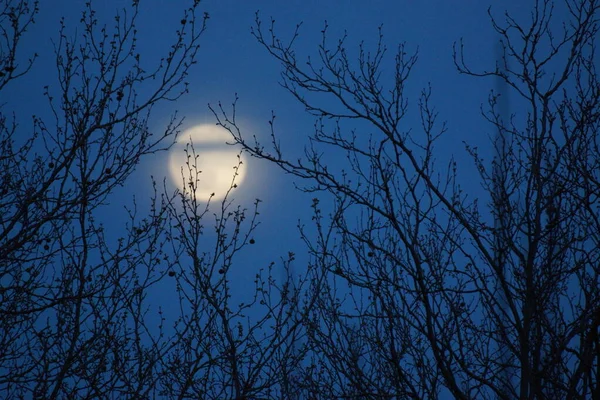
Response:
6,0,532,337
5,1,597,397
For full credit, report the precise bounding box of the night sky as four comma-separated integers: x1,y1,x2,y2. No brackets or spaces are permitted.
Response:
4,0,599,396
7,0,536,363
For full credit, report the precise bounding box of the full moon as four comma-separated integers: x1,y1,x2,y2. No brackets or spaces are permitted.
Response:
168,124,246,202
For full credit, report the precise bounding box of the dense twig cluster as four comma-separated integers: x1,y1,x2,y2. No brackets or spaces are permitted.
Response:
2,0,599,398
1,1,304,398
215,1,600,398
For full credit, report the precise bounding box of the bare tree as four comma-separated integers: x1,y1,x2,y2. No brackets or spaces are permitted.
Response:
215,1,600,398
156,140,312,399
0,0,312,398
5,0,599,398
0,0,205,396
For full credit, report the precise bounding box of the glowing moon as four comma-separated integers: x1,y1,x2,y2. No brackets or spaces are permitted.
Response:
169,124,245,201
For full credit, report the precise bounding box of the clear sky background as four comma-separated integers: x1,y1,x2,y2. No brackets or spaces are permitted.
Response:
5,0,534,321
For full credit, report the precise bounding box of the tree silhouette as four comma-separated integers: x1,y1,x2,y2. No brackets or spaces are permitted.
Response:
3,0,600,398
215,1,600,398
0,1,306,398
